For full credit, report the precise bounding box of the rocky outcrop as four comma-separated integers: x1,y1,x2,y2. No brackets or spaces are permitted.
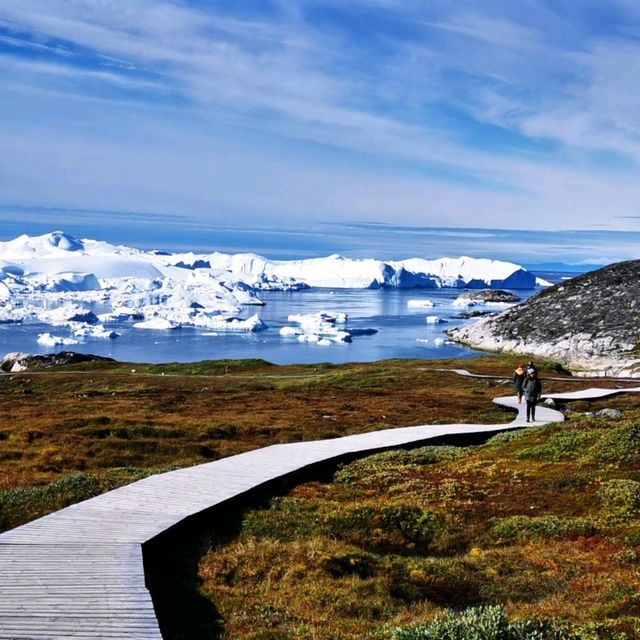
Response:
447,260,640,377
0,351,114,372
454,289,521,303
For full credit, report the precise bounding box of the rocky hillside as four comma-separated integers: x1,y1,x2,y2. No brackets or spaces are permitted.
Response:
447,260,640,377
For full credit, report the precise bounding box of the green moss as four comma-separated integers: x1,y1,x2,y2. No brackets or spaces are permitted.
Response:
599,479,640,518
591,423,640,464
326,505,440,554
391,605,578,640
490,515,596,541
0,467,176,532
516,428,598,462
241,497,321,540
146,359,275,376
333,446,468,487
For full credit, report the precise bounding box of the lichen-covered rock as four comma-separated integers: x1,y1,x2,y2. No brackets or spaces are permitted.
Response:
447,260,640,377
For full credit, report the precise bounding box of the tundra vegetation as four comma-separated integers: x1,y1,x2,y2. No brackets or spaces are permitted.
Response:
1,356,639,638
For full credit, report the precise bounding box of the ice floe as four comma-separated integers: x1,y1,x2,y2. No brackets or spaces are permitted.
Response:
282,311,375,345
37,333,80,347
407,299,435,308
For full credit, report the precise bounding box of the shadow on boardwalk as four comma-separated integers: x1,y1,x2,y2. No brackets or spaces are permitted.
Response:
143,426,515,638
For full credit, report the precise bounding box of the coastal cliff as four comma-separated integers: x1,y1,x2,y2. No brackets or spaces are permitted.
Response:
447,260,640,377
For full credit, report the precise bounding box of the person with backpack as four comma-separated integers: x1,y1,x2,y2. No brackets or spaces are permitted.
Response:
513,363,526,404
522,368,542,422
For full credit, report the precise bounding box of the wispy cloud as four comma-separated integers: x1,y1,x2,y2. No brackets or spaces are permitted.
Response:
1,0,640,245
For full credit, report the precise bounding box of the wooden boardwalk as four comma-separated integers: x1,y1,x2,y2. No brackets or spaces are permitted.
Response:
1,382,639,639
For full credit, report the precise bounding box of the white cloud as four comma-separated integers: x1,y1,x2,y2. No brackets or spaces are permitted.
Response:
1,1,640,233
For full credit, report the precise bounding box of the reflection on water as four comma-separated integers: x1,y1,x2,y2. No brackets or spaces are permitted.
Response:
0,286,542,365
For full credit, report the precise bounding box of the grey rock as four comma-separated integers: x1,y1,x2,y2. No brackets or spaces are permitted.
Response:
596,408,622,419
456,289,521,303
447,260,640,377
0,351,113,372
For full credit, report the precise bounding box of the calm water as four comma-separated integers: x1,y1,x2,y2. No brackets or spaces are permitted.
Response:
0,274,565,365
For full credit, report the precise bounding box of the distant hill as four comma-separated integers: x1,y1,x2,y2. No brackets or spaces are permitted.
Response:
448,260,640,377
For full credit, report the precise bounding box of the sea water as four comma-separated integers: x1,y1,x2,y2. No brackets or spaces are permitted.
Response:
0,274,564,365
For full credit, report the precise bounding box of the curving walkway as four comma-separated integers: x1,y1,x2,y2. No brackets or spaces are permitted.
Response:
1,382,639,639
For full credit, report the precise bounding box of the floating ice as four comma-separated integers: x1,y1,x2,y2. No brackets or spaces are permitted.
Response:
37,333,80,346
133,318,181,330
279,326,304,337
407,299,435,308
426,316,447,324
0,232,538,348
73,325,120,339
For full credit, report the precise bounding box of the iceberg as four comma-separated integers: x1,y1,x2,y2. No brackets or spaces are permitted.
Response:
284,310,375,345
209,251,537,290
73,325,120,339
0,231,538,342
133,318,180,330
37,333,80,347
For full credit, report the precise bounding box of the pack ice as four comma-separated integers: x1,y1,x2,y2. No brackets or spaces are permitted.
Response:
0,231,538,345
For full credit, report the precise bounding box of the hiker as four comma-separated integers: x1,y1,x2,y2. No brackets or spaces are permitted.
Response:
522,368,542,423
513,363,526,404
525,360,538,377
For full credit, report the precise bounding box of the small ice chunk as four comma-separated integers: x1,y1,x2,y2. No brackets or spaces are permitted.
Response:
133,318,180,330
426,315,447,324
37,333,79,346
279,326,303,337
73,325,120,339
297,333,321,343
416,338,429,343
433,337,445,346
407,299,435,308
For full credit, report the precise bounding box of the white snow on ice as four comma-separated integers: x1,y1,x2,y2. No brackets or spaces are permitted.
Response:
0,231,539,350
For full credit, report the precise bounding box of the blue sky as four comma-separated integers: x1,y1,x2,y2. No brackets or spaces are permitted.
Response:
1,1,640,265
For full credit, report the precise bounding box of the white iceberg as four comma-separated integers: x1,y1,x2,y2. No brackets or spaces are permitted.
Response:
0,232,539,343
133,318,181,330
426,315,447,324
210,251,538,290
37,332,80,347
73,325,120,339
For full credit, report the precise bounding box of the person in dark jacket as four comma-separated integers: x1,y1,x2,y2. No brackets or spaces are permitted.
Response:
513,363,526,404
522,369,542,422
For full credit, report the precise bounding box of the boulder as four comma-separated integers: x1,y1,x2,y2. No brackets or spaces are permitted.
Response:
596,408,622,419
447,260,640,377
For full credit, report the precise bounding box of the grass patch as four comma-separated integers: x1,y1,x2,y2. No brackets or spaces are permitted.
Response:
490,515,596,541
4,355,640,638
195,407,640,639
